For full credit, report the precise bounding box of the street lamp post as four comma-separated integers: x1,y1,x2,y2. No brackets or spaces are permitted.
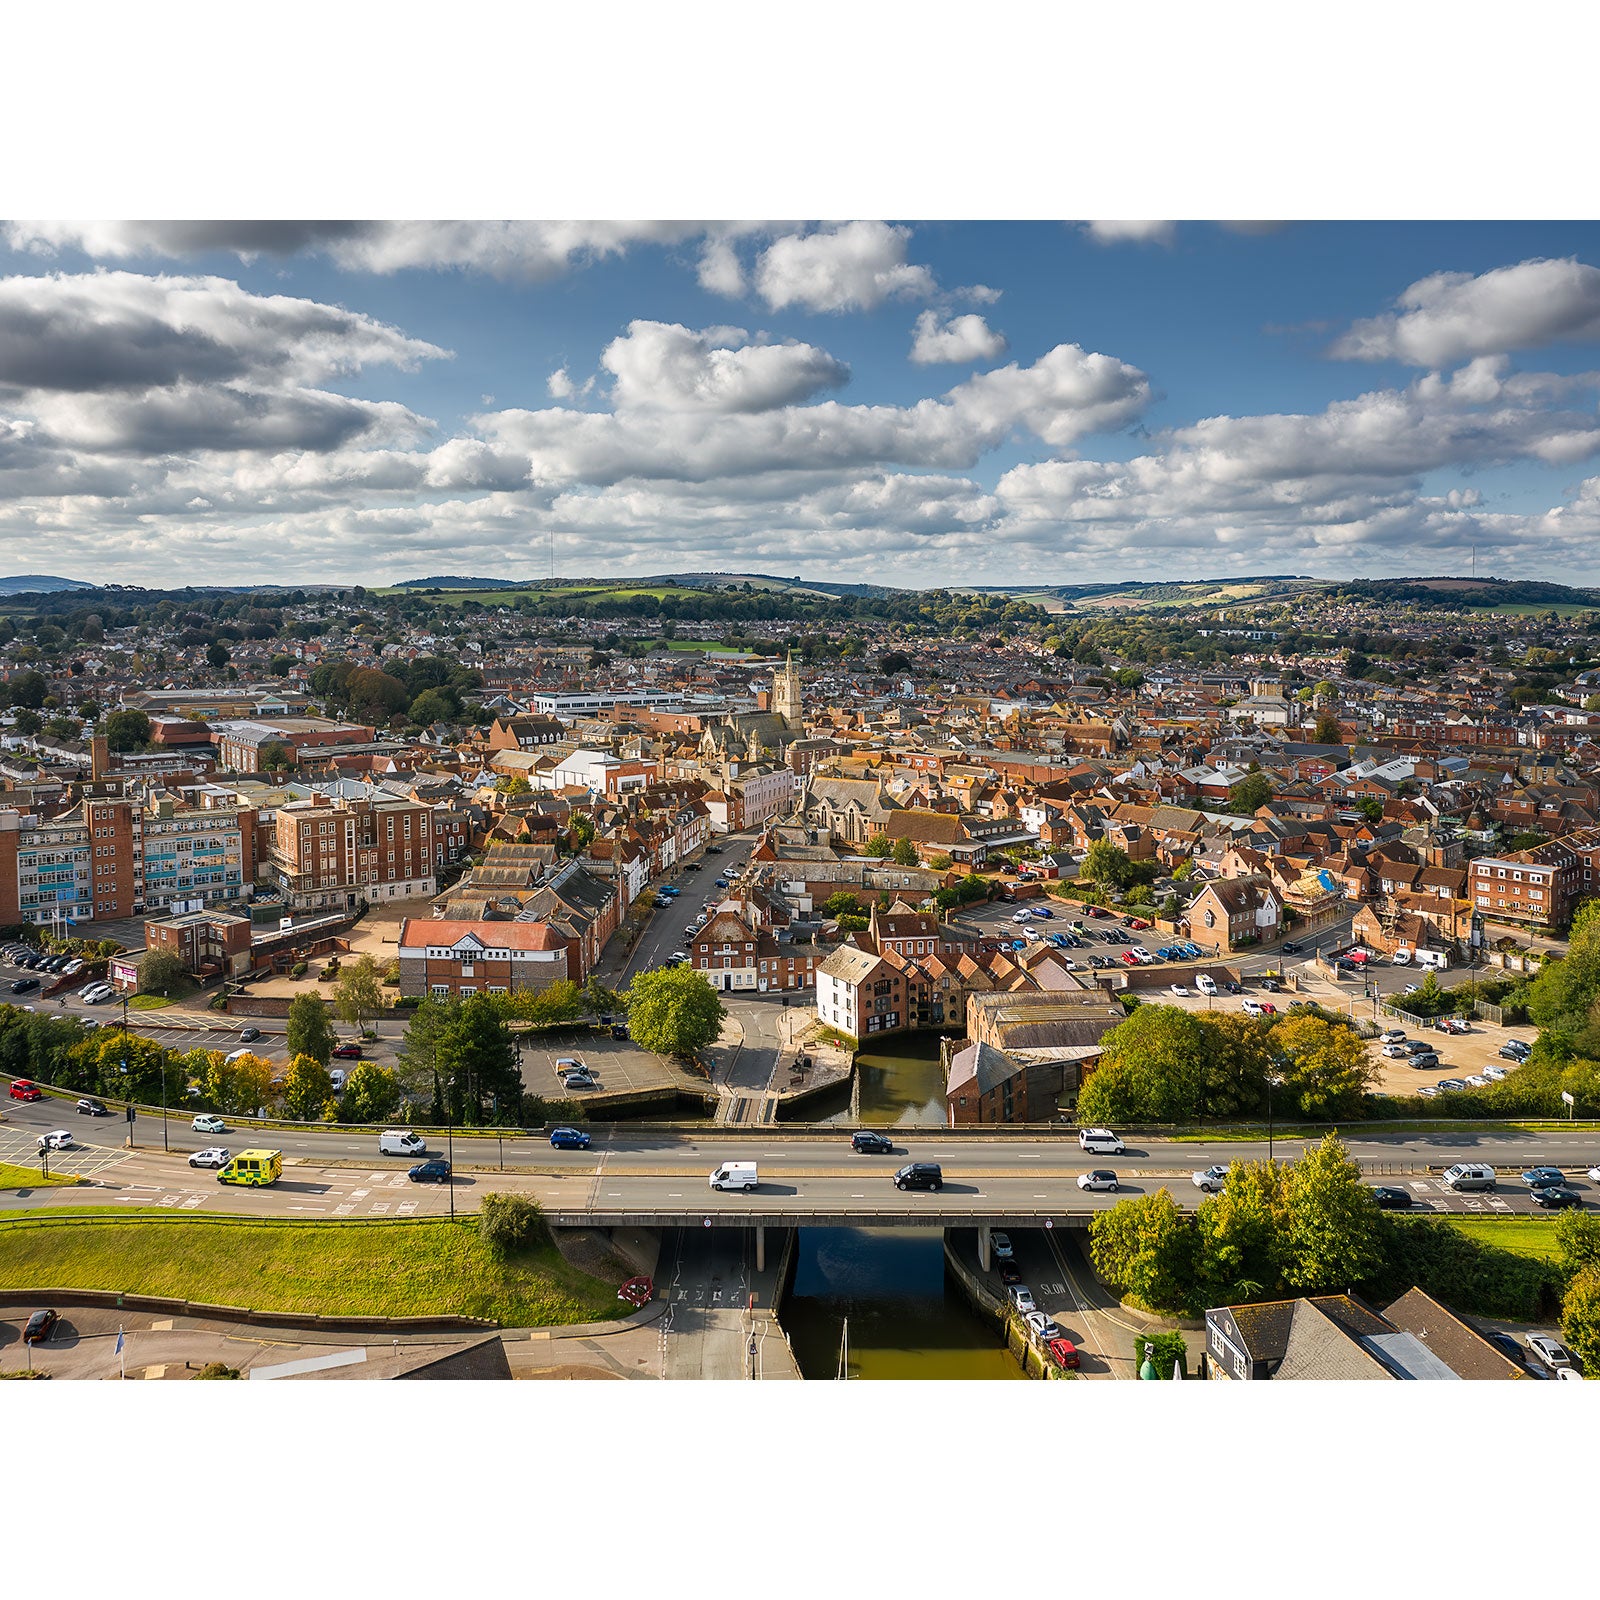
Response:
159,1046,168,1152
1267,1070,1283,1162
445,1075,456,1222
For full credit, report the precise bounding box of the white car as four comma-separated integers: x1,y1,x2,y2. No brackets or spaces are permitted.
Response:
188,1146,230,1169
192,1114,227,1134
1464,1074,1489,1088
37,1129,73,1150
1483,1064,1507,1081
1077,1169,1119,1192
1526,1333,1573,1372
1008,1285,1036,1314
1011,910,1033,924
1193,1165,1227,1192
1381,1042,1412,1059
1170,984,1191,997
1416,1084,1440,1097
991,1231,1015,1262
1588,1165,1600,1183
1242,999,1265,1018
1379,1029,1407,1045
1024,1309,1066,1341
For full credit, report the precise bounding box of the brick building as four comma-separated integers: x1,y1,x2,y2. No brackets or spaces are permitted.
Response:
396,917,569,999
268,790,438,911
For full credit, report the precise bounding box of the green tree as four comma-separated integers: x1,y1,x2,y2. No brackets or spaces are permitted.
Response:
332,953,385,1033
282,1053,335,1121
205,640,232,671
927,853,954,871
1312,712,1343,745
437,992,520,1122
137,947,188,995
1229,772,1272,813
890,836,918,866
1279,1134,1386,1291
1088,1190,1199,1314
395,998,455,1098
495,774,532,795
1077,1004,1211,1124
203,1051,276,1116
103,708,152,751
341,1061,403,1123
285,992,336,1067
863,833,894,857
1271,1014,1374,1119
12,708,41,736
1556,1208,1600,1275
1201,1012,1274,1118
408,687,458,725
823,890,864,919
1195,1158,1287,1305
1082,837,1133,892
625,965,727,1061
258,740,293,772
479,1192,550,1252
8,669,47,708
1560,1267,1600,1373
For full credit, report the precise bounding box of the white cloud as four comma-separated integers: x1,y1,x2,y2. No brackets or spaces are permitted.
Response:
1332,257,1600,366
600,321,849,412
4,220,713,284
909,310,1008,366
1082,221,1176,246
754,222,938,313
697,238,747,298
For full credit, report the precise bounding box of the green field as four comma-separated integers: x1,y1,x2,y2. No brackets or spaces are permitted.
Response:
1437,1215,1565,1264
376,583,702,606
0,1163,78,1191
0,1212,627,1326
1481,601,1599,618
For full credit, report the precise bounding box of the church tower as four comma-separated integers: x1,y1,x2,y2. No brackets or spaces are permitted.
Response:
773,650,803,726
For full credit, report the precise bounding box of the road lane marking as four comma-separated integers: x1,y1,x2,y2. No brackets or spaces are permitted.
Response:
1017,1154,1041,1159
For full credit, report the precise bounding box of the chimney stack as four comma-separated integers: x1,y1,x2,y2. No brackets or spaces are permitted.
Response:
90,734,109,782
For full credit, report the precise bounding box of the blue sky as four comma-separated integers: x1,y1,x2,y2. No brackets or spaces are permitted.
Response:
4,219,1600,588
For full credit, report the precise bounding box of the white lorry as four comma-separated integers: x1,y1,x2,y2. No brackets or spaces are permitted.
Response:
708,1161,759,1191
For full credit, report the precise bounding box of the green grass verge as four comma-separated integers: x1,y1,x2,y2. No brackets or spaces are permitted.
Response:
0,1162,80,1190
0,1213,628,1327
1436,1215,1565,1265
128,994,175,1010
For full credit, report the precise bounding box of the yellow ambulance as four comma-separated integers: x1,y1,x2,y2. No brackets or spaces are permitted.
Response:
216,1149,283,1186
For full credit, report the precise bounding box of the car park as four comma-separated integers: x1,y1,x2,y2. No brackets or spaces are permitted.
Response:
1008,1285,1036,1314
1372,1186,1413,1208
1589,1164,1600,1183
1077,1169,1119,1192
1192,1165,1227,1193
75,1097,108,1116
562,1072,596,1091
188,1146,230,1169
549,1126,591,1149
1261,977,1283,993
851,1130,894,1154
192,1114,227,1134
1196,974,1217,996
408,1159,452,1184
1242,999,1265,1018
36,1129,73,1150
1525,1334,1573,1373
1032,907,1054,920
1498,1041,1532,1061
23,1309,58,1344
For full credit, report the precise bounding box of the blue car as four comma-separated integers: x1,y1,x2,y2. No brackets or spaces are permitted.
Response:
1010,939,1027,951
1033,907,1054,919
549,1126,592,1150
1521,1167,1565,1188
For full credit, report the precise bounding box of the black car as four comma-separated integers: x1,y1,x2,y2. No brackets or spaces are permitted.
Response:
611,1024,630,1040
1224,981,1244,995
1521,1167,1565,1188
1498,1042,1532,1061
1531,1186,1582,1209
894,1162,944,1191
75,1097,109,1117
1261,977,1283,993
23,1308,58,1344
707,845,724,855
1372,1186,1413,1209
998,1260,1021,1285
1281,941,1303,954
238,1027,262,1044
10,977,38,993
408,1159,452,1184
1486,1331,1528,1369
851,1130,894,1154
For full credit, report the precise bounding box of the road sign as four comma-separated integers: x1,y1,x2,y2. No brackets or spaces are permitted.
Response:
1562,1091,1575,1105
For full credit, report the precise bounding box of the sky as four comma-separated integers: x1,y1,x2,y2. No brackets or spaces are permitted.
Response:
6,219,1600,590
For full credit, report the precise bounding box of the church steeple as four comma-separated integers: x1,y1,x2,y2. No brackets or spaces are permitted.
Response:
773,649,803,725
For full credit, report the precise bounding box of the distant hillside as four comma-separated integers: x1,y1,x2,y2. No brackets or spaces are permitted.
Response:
1336,577,1600,611
0,574,94,595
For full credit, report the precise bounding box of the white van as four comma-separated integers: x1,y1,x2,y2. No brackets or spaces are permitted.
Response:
708,1161,759,1191
329,1068,347,1091
223,1047,254,1064
380,1129,427,1156
1078,1127,1125,1156
1415,949,1450,971
1196,973,1218,996
1441,1162,1496,1192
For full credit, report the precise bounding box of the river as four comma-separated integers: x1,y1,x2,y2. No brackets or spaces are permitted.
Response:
790,1033,950,1126
781,1225,1022,1380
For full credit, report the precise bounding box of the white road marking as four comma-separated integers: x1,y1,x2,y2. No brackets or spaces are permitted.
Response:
396,1202,417,1215
1017,1154,1041,1159
334,1203,355,1216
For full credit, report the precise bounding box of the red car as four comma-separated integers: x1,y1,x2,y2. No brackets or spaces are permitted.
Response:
1121,951,1140,965
332,1044,362,1060
1046,1336,1081,1371
9,1079,43,1101
1258,1002,1276,1015
617,1276,654,1309
1127,917,1151,931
